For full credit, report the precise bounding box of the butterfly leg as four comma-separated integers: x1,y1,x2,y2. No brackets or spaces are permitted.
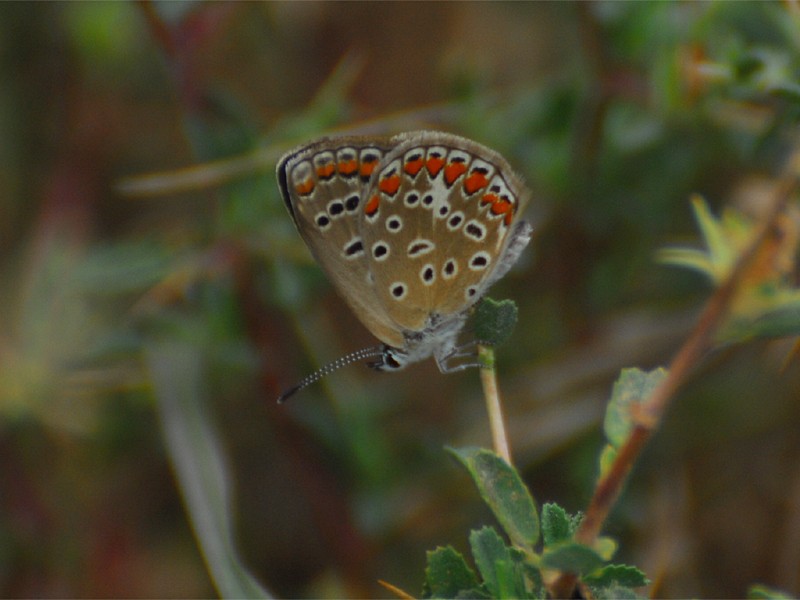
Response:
435,341,484,373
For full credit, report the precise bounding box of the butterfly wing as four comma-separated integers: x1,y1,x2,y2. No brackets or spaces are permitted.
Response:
358,131,531,334
277,136,407,348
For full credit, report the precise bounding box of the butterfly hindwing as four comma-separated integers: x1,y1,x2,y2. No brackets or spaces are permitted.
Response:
358,131,531,333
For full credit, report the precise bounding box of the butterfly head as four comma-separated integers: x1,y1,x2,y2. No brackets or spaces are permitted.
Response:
367,345,409,372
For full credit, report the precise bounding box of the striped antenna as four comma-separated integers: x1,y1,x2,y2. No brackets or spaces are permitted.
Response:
277,345,386,403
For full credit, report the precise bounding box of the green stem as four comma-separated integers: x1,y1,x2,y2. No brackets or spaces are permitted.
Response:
478,344,512,464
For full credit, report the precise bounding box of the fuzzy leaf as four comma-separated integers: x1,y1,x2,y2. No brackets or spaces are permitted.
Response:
424,546,480,599
469,526,509,598
468,527,541,599
592,583,643,599
584,564,649,588
541,503,575,546
540,542,604,576
604,368,667,448
510,547,546,599
474,298,519,347
449,447,540,549
493,556,529,600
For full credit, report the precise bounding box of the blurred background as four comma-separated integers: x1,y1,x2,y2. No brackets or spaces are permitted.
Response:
2,2,800,597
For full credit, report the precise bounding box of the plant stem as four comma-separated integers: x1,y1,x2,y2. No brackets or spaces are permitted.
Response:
478,344,512,464
550,151,800,598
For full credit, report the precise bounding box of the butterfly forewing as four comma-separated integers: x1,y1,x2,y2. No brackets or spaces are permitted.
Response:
359,131,530,332
277,137,407,347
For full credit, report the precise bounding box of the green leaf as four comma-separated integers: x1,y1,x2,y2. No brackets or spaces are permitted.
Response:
493,555,529,600
540,542,604,576
424,546,481,599
468,531,542,600
719,295,800,342
659,197,800,345
448,447,540,549
747,584,794,599
508,546,546,599
593,536,618,561
473,298,519,347
692,194,735,275
453,589,491,600
584,564,649,588
657,195,747,284
604,368,667,448
541,503,575,546
469,526,509,598
592,583,643,600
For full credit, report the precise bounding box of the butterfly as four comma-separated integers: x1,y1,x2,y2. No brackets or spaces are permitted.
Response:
276,131,531,400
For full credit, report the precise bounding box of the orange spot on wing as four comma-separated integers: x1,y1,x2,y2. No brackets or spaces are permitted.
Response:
316,163,335,179
360,159,378,179
338,159,358,176
464,172,489,195
444,162,468,185
404,158,424,176
481,192,499,205
504,210,514,226
426,156,445,177
365,194,380,216
295,179,315,196
491,199,512,215
378,174,401,196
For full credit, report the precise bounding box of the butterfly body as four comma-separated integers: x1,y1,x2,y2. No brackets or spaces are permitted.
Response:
277,131,531,374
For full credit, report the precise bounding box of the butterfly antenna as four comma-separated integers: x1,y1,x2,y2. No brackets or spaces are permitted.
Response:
277,345,386,403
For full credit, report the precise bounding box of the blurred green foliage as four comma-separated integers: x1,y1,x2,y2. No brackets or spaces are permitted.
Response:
1,2,800,598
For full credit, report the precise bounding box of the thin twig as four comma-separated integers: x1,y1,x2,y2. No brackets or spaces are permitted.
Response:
550,150,800,598
116,148,277,198
377,579,416,600
478,345,512,464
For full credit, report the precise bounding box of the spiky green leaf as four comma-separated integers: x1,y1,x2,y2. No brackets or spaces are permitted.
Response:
584,564,649,588
423,546,481,599
541,503,576,546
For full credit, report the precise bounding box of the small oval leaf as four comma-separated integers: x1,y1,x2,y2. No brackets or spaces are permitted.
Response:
448,447,540,549
540,542,604,576
604,367,667,448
